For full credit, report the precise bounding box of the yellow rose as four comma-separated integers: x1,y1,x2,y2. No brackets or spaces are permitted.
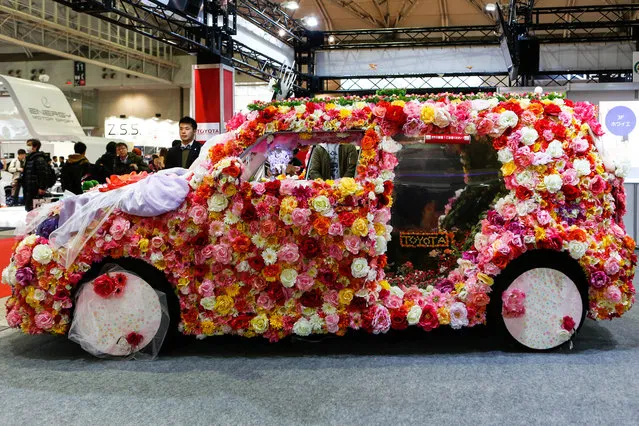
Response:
380,279,390,290
226,283,241,297
351,218,369,237
534,227,546,241
280,196,298,213
339,177,358,196
138,238,149,252
391,100,406,107
224,184,237,197
177,277,190,288
454,282,465,293
201,320,215,335
437,307,450,325
339,109,352,119
420,105,435,124
374,223,386,236
215,295,235,316
325,103,336,110
278,105,291,114
338,288,354,305
501,162,517,176
251,314,270,333
477,272,494,286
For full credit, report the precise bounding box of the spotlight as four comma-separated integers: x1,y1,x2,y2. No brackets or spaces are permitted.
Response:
484,3,496,12
278,28,286,37
281,0,299,10
303,16,318,27
328,35,336,44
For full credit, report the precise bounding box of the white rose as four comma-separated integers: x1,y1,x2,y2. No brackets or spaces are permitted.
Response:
293,317,313,336
322,303,337,315
50,267,63,279
2,264,17,286
250,314,270,334
520,127,539,145
32,244,53,265
389,286,405,299
309,313,324,331
200,296,216,310
516,170,534,188
497,148,513,164
567,241,588,259
573,159,591,176
407,305,423,325
544,174,563,193
351,257,371,278
533,152,552,166
375,236,387,255
280,268,298,288
208,194,229,212
311,195,332,215
547,140,564,158
498,111,519,128
34,288,46,301
471,99,491,111
236,261,249,272
380,170,394,180
433,108,451,127
464,122,477,135
24,235,37,245
380,136,402,153
615,159,630,178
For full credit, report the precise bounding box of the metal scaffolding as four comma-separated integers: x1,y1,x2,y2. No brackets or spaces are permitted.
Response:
235,0,305,44
0,0,179,83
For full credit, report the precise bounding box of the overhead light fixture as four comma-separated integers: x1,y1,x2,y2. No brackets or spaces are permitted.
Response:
278,28,286,37
328,35,336,44
303,16,318,27
484,3,496,12
281,0,299,10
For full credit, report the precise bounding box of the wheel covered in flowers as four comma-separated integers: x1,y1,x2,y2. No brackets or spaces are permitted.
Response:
490,250,588,350
68,259,178,358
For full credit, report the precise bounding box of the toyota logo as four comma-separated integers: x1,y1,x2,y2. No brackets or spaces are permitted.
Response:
41,96,51,108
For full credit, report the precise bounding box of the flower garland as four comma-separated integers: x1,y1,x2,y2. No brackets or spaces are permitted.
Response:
2,93,635,342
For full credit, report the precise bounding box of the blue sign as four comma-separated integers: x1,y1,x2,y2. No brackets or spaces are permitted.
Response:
605,106,636,137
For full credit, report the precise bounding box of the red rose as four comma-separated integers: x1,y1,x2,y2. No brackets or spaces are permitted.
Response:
305,102,317,114
383,181,394,196
390,309,409,330
299,237,320,258
492,252,510,270
501,102,523,116
258,106,277,123
492,136,508,150
229,314,252,330
232,235,252,253
248,255,265,271
544,103,561,115
93,275,117,298
386,105,407,124
561,315,576,331
125,331,144,348
540,235,563,250
262,264,281,281
241,202,258,222
562,185,580,201
264,180,281,196
419,305,439,331
349,296,368,312
338,212,357,227
222,163,241,178
515,186,533,200
300,289,322,308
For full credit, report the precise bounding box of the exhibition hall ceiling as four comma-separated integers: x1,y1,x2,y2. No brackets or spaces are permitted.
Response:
285,0,634,30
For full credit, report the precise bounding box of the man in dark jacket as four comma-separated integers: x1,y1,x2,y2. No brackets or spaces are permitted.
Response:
113,142,149,175
22,139,51,211
95,141,117,183
307,143,359,180
165,116,202,169
61,142,91,195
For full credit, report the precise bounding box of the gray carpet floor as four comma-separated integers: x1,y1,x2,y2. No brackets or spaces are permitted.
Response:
0,298,638,425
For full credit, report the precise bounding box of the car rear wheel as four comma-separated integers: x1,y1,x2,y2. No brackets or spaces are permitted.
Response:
69,258,180,358
490,250,589,351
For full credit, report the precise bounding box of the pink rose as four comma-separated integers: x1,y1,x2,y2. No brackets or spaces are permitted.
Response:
35,311,55,330
198,279,215,297
278,244,300,264
201,244,216,260
372,105,386,118
383,294,402,309
323,290,339,306
253,182,266,195
604,258,620,276
291,208,311,226
14,246,32,267
249,276,267,292
589,175,605,194
151,236,164,248
328,222,344,236
280,180,296,196
109,217,131,240
571,137,589,154
325,313,340,333
257,293,274,310
542,129,554,141
611,224,625,238
562,169,578,186
260,220,277,237
483,262,501,276
343,235,360,254
212,244,232,264
476,118,494,135
520,110,536,125
537,210,551,226
502,204,517,220
514,146,534,168
296,274,315,292
189,205,208,225
604,285,622,303
371,305,391,334
6,308,21,327
328,244,343,261
209,221,225,237
381,152,399,170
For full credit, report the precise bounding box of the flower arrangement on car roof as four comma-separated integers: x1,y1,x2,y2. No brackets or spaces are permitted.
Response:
2,92,635,341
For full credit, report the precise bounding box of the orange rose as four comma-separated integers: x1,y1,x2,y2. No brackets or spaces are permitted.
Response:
262,264,281,281
313,216,331,235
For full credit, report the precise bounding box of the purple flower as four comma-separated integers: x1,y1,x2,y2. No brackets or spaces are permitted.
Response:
435,278,455,293
486,211,505,226
15,267,35,285
590,271,609,289
462,250,478,262
36,216,59,239
506,222,525,234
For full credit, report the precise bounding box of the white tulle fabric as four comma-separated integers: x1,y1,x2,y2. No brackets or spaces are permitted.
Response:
68,267,169,359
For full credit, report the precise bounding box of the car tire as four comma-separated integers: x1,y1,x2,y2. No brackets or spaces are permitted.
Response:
488,249,589,351
73,257,181,354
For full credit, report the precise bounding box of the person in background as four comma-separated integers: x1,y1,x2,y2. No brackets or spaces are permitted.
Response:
58,156,65,168
8,149,26,205
165,116,201,169
22,139,50,211
307,143,358,180
95,141,117,182
113,142,149,175
61,142,91,195
51,156,59,167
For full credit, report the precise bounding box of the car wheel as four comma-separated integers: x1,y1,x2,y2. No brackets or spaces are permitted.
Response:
69,258,180,357
489,250,588,351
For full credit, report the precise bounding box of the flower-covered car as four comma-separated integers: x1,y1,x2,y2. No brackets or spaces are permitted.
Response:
2,92,636,355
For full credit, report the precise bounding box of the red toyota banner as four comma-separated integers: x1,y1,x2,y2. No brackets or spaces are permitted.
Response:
191,64,235,142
